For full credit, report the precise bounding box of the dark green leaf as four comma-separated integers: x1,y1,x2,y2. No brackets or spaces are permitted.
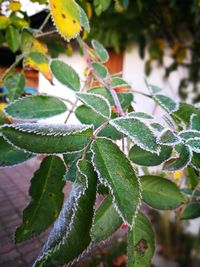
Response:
129,145,172,166
4,95,67,120
91,195,122,243
140,175,185,210
128,212,155,267
6,25,20,52
75,104,121,139
190,114,200,131
15,156,65,243
173,103,200,126
153,94,178,113
158,129,181,145
89,87,133,110
91,137,140,226
185,138,200,153
181,202,200,220
128,112,153,120
111,76,130,88
4,72,25,102
191,152,200,171
0,136,33,167
164,144,192,171
35,160,97,267
0,123,93,154
50,60,80,91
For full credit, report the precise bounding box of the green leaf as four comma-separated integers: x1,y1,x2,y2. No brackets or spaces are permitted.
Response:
185,138,200,153
111,76,130,88
158,129,181,146
128,112,153,120
15,156,65,243
129,145,172,166
35,160,97,267
91,195,122,243
24,52,52,83
78,5,90,32
89,87,133,110
127,212,155,267
173,103,200,126
76,92,111,118
164,144,192,171
92,62,108,78
140,175,185,210
0,123,93,154
110,117,160,154
91,137,140,226
153,94,178,113
179,130,200,141
191,152,200,171
0,136,33,167
145,82,162,95
92,39,109,62
20,28,34,52
75,104,121,139
4,95,67,120
6,25,20,52
0,15,10,30
50,60,80,91
4,72,25,102
181,202,200,220
190,114,200,131
94,0,111,15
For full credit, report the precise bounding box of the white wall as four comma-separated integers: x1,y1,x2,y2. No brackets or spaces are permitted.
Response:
38,47,199,235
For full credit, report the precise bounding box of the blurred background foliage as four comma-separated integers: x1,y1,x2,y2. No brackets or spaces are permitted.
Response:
1,0,200,101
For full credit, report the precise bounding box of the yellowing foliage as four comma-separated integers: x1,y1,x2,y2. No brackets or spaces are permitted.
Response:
49,0,81,41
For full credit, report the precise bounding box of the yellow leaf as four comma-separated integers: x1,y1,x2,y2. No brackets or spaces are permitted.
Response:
24,52,53,83
9,1,22,12
31,39,48,54
86,2,92,19
49,0,82,41
0,103,7,112
0,16,10,30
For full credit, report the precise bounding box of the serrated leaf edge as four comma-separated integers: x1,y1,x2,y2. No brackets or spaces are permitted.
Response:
90,136,142,228
76,92,111,119
110,117,161,155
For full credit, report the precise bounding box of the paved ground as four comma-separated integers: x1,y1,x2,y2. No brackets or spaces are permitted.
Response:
0,158,55,267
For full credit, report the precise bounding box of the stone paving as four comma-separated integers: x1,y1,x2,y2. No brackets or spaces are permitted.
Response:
0,158,53,267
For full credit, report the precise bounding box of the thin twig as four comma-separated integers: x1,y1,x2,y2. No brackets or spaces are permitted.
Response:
79,38,125,116
0,54,24,81
37,13,51,33
64,99,79,124
36,30,57,38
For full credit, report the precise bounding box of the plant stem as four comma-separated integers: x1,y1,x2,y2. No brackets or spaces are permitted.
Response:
79,38,125,116
0,54,24,81
37,13,51,34
64,99,79,124
36,30,57,38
